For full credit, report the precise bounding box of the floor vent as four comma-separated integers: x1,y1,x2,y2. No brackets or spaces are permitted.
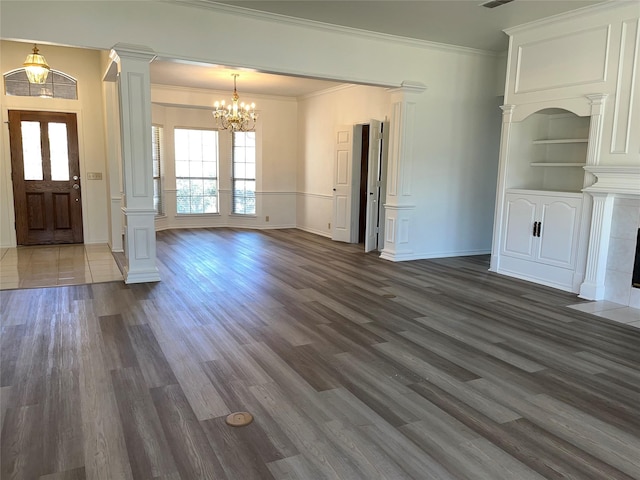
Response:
481,0,515,8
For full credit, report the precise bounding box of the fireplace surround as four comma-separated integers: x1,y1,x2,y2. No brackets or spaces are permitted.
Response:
580,166,640,308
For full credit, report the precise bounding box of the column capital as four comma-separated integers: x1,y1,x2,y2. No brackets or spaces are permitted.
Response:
387,81,427,98
111,43,157,62
500,104,516,122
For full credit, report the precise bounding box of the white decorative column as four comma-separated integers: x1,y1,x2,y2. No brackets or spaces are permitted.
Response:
489,104,516,272
579,192,615,300
380,81,426,262
584,94,608,185
573,94,608,291
110,44,160,283
102,61,124,253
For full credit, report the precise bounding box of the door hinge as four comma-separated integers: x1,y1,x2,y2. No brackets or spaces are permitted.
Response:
375,227,379,233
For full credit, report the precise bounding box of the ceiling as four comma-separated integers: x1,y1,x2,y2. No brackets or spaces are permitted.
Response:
151,0,606,97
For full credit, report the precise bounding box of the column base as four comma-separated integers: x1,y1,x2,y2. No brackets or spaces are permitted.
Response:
579,281,606,301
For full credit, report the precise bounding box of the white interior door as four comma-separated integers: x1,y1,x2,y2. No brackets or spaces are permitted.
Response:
332,126,354,242
364,120,382,252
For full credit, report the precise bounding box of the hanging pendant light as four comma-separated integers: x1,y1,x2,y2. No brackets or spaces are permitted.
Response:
23,44,50,84
212,74,258,132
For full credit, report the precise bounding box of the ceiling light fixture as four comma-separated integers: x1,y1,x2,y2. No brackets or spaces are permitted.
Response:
23,44,51,84
213,74,258,132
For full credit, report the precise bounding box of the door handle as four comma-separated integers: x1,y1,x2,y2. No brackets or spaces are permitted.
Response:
532,221,538,237
333,188,336,191
536,222,542,237
73,175,79,180
73,184,80,190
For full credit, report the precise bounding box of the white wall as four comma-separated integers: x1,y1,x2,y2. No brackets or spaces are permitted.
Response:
404,50,502,258
0,40,109,247
297,85,391,237
150,85,298,230
1,1,503,260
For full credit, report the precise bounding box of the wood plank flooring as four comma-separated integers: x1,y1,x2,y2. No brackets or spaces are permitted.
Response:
1,228,639,479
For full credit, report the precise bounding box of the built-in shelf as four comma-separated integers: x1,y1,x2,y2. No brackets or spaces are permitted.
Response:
532,138,588,144
530,162,587,167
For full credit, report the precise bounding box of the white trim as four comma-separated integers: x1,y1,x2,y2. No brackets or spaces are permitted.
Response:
504,1,628,36
175,0,498,57
296,192,333,200
296,225,331,238
151,83,300,102
298,84,360,100
381,248,491,262
583,166,640,196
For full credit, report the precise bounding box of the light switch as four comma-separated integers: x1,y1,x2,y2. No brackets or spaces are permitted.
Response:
87,172,103,180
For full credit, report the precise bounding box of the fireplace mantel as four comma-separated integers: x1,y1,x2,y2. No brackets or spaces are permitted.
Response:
584,165,640,196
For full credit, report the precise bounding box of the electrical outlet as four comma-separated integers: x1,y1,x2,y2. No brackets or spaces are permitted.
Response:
265,215,269,222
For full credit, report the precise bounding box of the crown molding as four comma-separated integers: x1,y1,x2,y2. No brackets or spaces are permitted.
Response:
504,0,630,36
168,0,498,57
150,82,299,103
298,83,359,100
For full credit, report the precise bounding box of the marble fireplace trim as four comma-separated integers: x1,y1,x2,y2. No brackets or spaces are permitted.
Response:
579,165,640,302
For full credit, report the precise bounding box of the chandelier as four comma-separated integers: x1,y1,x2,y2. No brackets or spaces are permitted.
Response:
213,74,258,132
23,44,50,84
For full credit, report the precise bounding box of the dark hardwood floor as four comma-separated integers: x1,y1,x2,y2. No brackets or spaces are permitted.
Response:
1,228,639,479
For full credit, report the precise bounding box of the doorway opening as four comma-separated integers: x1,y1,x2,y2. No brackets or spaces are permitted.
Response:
358,124,370,243
356,121,385,252
330,119,387,251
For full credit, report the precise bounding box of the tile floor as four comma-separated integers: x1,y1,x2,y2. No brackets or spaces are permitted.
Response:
0,243,123,290
568,300,640,329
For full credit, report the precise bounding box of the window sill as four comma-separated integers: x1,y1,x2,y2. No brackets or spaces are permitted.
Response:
229,214,257,218
175,213,221,218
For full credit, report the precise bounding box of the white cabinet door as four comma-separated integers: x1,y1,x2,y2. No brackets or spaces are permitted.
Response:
536,196,582,269
501,191,582,269
502,194,537,260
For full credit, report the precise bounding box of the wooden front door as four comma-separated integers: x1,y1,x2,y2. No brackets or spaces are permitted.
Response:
9,110,83,245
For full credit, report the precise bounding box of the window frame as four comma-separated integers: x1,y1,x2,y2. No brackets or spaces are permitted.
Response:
231,131,256,216
174,127,220,216
151,124,164,217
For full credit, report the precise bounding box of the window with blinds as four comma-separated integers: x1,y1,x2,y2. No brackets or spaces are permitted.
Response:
152,125,164,216
232,131,256,215
174,128,219,214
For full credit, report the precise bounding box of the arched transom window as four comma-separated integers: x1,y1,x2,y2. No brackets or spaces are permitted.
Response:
3,68,78,99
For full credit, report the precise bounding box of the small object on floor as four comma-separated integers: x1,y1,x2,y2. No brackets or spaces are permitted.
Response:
382,293,396,298
226,411,253,427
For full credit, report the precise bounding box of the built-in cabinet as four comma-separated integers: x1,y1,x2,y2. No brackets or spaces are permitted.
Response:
491,105,593,292
491,1,638,300
500,190,583,290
